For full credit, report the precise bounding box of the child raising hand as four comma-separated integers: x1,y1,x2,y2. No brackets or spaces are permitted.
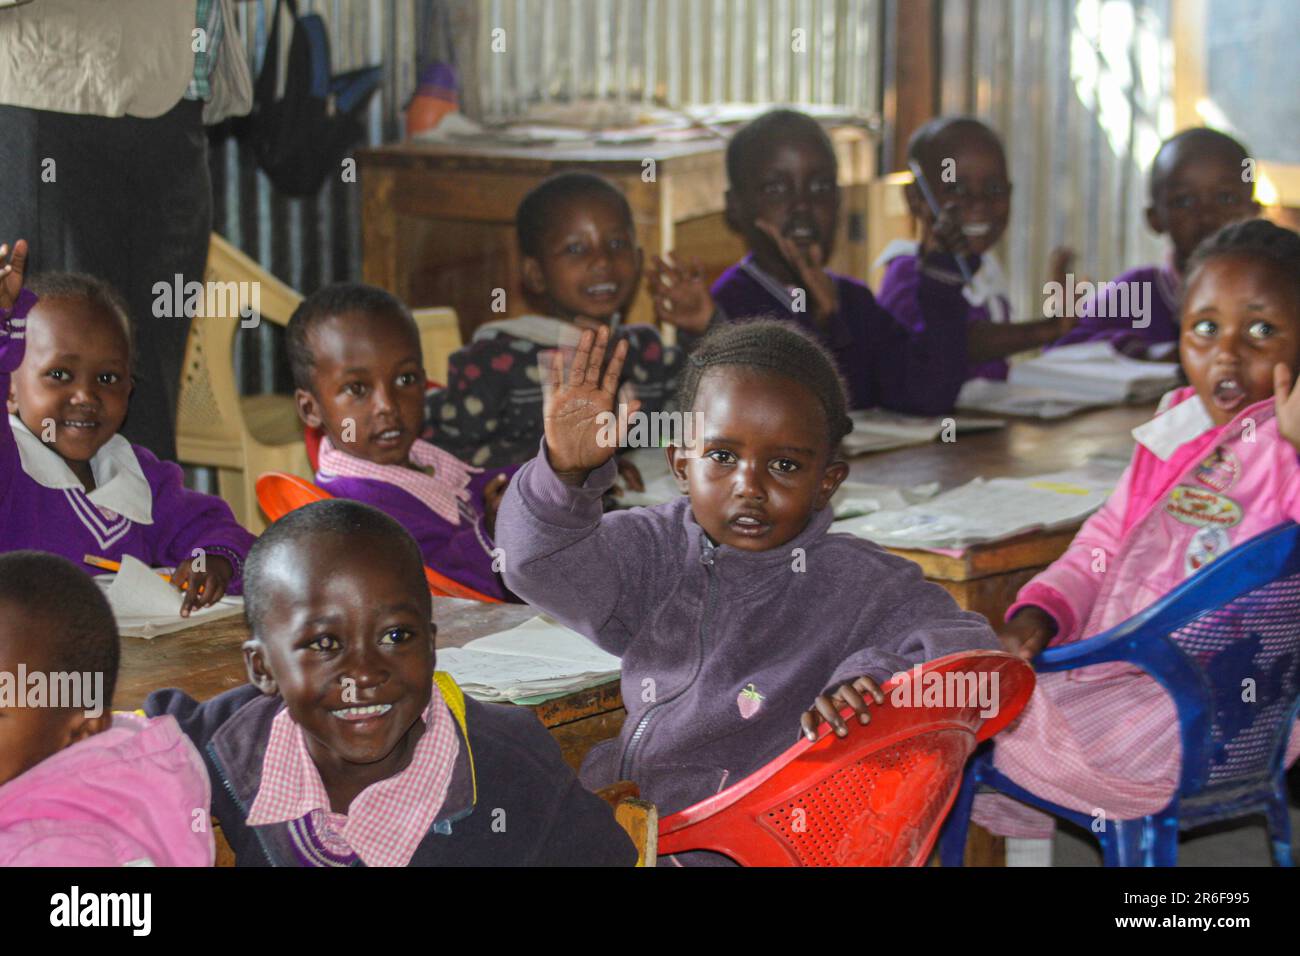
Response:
498,319,996,862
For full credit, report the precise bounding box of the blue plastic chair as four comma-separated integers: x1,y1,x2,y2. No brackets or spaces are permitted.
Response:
939,520,1300,867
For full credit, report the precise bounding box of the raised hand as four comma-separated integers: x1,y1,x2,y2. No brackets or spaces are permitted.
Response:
754,219,838,326
647,253,713,334
1275,363,1300,453
543,325,641,484
0,240,29,312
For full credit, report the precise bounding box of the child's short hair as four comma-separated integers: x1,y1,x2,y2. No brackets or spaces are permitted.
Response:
0,551,120,707
244,499,431,634
906,115,1004,168
515,172,633,259
725,108,837,191
286,282,419,393
672,319,853,450
26,272,134,355
1186,219,1300,302
1149,127,1251,202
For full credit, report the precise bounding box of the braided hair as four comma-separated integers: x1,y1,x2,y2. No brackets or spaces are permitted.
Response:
1185,219,1300,302
672,319,854,454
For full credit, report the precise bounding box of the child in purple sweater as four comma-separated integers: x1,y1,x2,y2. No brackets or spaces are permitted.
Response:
1052,127,1261,357
496,320,997,843
648,109,971,415
877,117,1074,387
288,283,516,601
0,241,252,613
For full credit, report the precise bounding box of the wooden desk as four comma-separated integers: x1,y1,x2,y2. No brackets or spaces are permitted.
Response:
117,599,623,772
849,403,1154,627
358,127,875,339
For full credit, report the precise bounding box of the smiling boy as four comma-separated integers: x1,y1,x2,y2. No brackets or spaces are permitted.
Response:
145,500,637,867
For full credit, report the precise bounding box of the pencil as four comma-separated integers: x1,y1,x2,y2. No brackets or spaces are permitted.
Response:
83,554,174,584
907,159,974,286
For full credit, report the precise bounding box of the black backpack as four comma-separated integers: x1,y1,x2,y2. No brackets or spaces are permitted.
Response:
246,0,383,196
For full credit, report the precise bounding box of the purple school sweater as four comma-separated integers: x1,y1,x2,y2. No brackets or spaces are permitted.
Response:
1050,264,1181,357
711,256,971,415
0,295,253,587
876,252,1010,385
316,464,518,601
495,443,998,817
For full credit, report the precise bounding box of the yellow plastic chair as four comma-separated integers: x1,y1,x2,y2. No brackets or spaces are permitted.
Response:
176,235,463,531
175,234,310,532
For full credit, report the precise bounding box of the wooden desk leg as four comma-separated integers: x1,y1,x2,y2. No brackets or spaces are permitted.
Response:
965,823,1006,866
362,167,401,296
547,708,628,772
625,176,676,342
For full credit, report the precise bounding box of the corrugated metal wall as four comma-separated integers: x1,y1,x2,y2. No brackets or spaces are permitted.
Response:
933,0,1174,316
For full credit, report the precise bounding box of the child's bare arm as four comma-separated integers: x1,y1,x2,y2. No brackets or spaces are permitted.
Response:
966,313,1076,364
1275,364,1300,454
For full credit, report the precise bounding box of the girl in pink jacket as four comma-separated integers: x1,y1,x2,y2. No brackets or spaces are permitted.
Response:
974,219,1300,863
0,549,213,867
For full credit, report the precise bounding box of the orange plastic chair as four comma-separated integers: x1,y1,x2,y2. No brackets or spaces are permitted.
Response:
255,472,504,604
656,650,1034,866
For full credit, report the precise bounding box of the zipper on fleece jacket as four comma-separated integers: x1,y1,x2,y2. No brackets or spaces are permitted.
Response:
618,534,719,781
207,741,281,867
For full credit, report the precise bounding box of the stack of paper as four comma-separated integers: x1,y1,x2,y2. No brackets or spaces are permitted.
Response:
957,342,1180,418
842,409,1006,456
435,616,621,703
835,462,1126,550
95,555,243,639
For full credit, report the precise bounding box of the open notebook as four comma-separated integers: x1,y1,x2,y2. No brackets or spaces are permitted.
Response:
436,615,621,703
94,554,244,639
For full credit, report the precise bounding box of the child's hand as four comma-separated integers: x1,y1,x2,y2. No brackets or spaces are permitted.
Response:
919,202,970,261
998,606,1057,661
647,253,713,334
0,240,29,312
754,219,839,325
800,675,886,741
1275,363,1300,452
173,554,234,617
543,325,641,484
482,473,510,536
1048,245,1076,292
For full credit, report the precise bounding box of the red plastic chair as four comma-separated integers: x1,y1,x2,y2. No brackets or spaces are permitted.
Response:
255,472,504,604
656,650,1034,866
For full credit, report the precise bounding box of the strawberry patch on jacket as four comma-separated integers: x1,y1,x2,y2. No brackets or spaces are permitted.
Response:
736,683,765,720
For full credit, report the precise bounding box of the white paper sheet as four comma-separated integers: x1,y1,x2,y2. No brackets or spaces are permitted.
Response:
835,461,1127,550
841,410,1006,456
97,555,243,639
436,615,620,703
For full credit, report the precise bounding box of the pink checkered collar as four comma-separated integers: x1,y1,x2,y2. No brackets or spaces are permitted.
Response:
246,693,460,868
317,436,481,526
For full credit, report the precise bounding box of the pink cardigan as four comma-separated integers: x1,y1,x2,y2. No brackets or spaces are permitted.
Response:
0,712,214,866
1011,386,1300,646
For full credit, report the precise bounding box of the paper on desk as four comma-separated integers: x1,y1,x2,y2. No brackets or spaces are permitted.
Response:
435,615,620,703
97,555,243,639
835,462,1126,550
612,448,940,519
841,409,1005,456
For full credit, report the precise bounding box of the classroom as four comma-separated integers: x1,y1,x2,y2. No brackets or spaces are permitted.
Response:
0,0,1298,895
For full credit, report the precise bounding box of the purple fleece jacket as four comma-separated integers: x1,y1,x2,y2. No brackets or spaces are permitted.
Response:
495,443,997,816
711,257,971,415
1049,264,1181,357
0,292,254,588
316,464,519,601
